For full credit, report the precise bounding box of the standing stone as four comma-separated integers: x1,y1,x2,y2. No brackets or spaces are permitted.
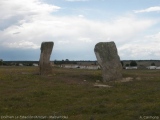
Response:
39,42,54,75
94,42,122,82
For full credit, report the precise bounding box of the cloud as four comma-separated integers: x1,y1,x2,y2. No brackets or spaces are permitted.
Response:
0,0,60,32
0,0,159,60
146,32,160,42
78,15,85,18
134,6,160,13
2,40,39,49
118,32,160,60
0,0,60,19
78,37,92,43
0,0,60,49
65,0,89,1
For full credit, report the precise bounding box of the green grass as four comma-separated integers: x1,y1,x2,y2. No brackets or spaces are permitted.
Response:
0,67,160,120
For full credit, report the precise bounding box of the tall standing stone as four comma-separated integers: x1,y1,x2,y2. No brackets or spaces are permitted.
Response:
39,42,54,75
94,42,122,82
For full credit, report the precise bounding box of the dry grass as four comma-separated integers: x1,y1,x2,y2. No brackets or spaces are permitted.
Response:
0,67,160,120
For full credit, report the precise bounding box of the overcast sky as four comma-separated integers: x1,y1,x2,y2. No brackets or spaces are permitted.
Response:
0,0,160,61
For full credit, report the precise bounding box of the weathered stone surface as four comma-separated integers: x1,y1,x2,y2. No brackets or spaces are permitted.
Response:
94,42,122,82
39,42,54,75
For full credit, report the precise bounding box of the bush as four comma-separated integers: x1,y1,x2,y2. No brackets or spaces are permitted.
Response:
125,64,129,67
151,63,155,66
130,61,137,66
0,61,2,66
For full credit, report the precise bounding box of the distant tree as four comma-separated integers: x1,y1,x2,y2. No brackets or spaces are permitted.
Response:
28,63,33,66
125,64,130,67
151,62,155,66
3,62,8,66
121,61,124,67
0,61,2,66
130,61,137,66
61,59,65,64
65,59,69,61
54,60,57,64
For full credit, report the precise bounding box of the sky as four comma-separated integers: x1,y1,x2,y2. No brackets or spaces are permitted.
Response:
0,0,160,61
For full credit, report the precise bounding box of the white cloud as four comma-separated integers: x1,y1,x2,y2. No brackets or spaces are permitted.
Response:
0,0,61,49
145,32,160,42
65,0,89,1
0,0,60,20
78,37,92,43
0,0,159,60
118,32,160,59
2,41,39,49
1,14,156,59
78,15,85,18
134,6,160,13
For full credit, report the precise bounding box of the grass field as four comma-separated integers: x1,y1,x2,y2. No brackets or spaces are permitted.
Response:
0,66,160,120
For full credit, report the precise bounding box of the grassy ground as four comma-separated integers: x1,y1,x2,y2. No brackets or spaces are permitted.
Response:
0,67,160,120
